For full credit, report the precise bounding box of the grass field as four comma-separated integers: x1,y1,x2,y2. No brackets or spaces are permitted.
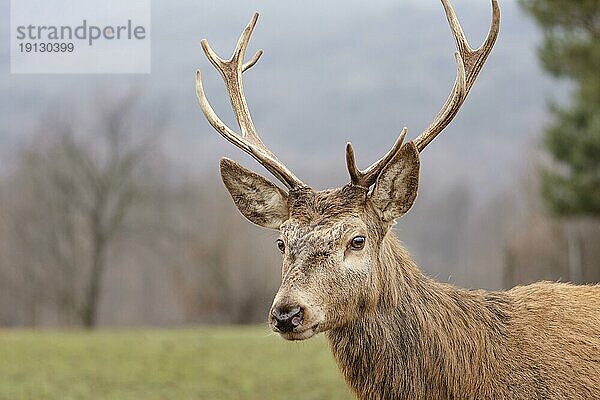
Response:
0,326,352,400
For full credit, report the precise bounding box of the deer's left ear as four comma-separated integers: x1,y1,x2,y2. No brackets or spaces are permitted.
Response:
370,142,420,222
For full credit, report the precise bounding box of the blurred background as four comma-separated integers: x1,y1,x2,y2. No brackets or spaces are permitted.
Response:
0,0,598,397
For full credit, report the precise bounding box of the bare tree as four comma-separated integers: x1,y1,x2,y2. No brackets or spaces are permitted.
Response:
1,86,287,327
3,90,166,327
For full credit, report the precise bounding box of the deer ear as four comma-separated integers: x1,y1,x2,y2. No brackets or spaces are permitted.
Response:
370,142,420,222
220,158,289,230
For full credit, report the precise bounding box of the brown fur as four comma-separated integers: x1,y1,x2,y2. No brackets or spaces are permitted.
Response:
200,1,599,396
329,233,600,399
218,159,600,400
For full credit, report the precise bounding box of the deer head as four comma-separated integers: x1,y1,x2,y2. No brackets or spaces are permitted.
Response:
195,0,499,340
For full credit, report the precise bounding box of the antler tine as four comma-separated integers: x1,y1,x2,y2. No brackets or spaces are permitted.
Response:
195,13,305,189
346,128,407,188
413,0,500,152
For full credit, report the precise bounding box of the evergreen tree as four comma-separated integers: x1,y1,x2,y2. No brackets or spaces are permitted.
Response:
519,0,600,215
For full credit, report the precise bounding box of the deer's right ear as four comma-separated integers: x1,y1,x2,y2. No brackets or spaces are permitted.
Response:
220,158,289,230
370,142,420,222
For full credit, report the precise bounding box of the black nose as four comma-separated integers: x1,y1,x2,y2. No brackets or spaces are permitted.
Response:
271,306,303,333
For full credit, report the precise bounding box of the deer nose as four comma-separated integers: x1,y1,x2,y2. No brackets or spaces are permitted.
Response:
271,306,303,333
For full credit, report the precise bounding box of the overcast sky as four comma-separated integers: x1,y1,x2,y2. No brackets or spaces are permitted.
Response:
0,0,565,204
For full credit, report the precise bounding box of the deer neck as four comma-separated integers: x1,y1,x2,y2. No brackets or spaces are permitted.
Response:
326,232,512,400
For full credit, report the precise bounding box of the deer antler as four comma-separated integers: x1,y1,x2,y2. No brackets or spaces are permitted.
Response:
346,0,500,188
345,128,408,189
414,0,500,151
195,13,305,190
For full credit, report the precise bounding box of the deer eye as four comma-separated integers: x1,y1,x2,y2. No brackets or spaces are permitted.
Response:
276,239,285,253
349,236,366,250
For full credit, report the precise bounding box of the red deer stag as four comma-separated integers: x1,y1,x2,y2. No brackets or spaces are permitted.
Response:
195,1,600,398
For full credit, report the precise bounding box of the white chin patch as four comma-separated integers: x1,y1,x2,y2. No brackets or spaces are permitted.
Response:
280,326,318,341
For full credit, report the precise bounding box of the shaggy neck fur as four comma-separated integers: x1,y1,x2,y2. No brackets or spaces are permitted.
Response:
327,232,513,400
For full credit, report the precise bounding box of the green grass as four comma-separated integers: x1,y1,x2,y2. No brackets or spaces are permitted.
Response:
0,326,352,400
